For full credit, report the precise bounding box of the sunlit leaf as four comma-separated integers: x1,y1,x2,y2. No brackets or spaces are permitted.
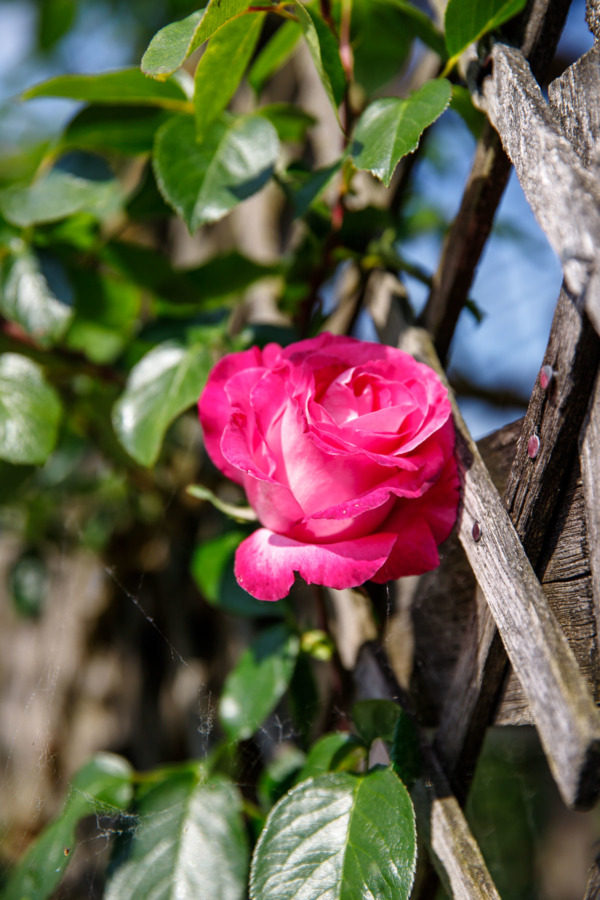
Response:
153,114,279,232
195,14,264,139
297,732,365,782
445,0,527,62
142,1,256,78
220,624,300,740
351,79,451,186
106,767,248,900
250,768,417,900
0,354,62,465
112,340,210,466
0,246,73,345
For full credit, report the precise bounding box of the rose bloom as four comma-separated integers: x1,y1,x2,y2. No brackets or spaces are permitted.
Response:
198,333,459,601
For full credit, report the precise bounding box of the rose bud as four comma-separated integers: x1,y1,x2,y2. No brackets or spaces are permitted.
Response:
198,333,459,601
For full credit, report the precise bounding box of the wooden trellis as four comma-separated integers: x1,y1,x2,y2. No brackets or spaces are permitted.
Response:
339,0,600,896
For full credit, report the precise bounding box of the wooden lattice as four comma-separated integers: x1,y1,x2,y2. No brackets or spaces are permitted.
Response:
337,1,600,896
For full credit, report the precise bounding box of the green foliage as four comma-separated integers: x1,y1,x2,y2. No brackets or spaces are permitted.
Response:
351,80,452,186
105,766,248,900
0,354,62,465
153,114,279,232
1,0,535,895
22,68,190,108
250,768,417,900
2,754,133,900
445,0,528,64
112,340,211,466
219,623,300,740
194,14,265,139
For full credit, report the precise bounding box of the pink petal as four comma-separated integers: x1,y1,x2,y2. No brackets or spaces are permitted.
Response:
371,456,460,582
234,528,397,601
198,346,263,483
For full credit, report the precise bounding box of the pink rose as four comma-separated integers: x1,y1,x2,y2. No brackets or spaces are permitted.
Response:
198,333,459,601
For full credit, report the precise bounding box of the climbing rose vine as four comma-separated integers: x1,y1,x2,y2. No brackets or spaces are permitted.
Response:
199,333,459,600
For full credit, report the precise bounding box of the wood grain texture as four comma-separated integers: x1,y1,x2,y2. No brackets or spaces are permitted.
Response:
580,373,600,686
479,43,600,300
402,327,600,810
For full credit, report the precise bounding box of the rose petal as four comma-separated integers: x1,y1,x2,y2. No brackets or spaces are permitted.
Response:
234,528,397,601
371,456,460,582
198,346,262,483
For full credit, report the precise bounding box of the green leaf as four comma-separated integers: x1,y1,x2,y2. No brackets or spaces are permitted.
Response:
220,624,300,740
297,732,365,782
142,1,256,79
63,106,171,156
250,768,417,900
0,171,122,228
65,269,142,364
291,0,346,117
391,709,422,790
141,9,204,77
353,699,401,746
0,246,73,345
351,0,413,94
2,754,133,900
22,68,190,109
153,114,279,232
38,0,77,50
445,0,527,62
195,14,265,139
106,768,248,900
258,103,316,143
287,159,341,218
0,354,62,465
248,20,302,94
112,340,210,466
351,79,451,186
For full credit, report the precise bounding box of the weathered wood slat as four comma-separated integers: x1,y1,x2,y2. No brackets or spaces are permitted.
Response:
353,644,501,900
479,43,600,310
580,374,600,677
402,327,600,810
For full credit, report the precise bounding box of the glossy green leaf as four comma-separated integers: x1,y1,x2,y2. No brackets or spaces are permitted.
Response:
0,354,62,465
220,624,300,740
351,79,451,186
142,1,256,78
0,246,73,345
351,0,413,94
353,699,402,746
445,0,527,62
195,14,264,139
0,171,122,228
153,114,279,232
291,0,346,117
22,68,190,108
297,732,365,782
112,340,210,466
65,269,142,364
2,754,133,900
250,768,417,900
248,20,302,94
63,106,170,155
106,768,248,900
258,103,316,143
